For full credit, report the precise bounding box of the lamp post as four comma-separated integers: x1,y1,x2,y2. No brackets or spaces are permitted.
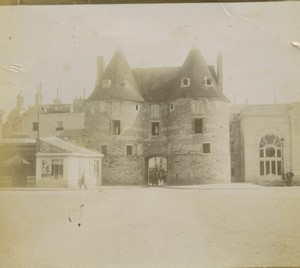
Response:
37,106,46,152
280,138,284,180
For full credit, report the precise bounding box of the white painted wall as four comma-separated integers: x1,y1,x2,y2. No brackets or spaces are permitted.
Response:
36,155,102,188
20,112,84,138
240,106,292,183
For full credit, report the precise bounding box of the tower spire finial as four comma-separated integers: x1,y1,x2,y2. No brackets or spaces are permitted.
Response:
116,46,122,53
192,41,198,49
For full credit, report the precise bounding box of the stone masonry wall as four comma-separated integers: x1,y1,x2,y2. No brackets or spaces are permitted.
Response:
85,100,149,185
167,98,230,184
85,98,230,185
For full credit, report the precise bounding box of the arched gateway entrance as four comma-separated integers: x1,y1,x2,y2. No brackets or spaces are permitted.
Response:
145,156,167,186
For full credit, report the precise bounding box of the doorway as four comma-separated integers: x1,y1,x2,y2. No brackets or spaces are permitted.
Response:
146,156,167,186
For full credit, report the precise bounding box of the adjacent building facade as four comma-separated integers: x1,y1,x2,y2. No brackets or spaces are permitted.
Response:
85,47,230,185
0,137,103,188
230,103,300,185
2,87,86,144
36,137,102,188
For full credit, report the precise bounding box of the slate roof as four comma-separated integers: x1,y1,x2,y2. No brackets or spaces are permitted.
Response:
168,48,227,101
59,129,86,137
39,137,101,157
88,47,228,103
0,138,36,144
88,50,144,102
133,67,179,102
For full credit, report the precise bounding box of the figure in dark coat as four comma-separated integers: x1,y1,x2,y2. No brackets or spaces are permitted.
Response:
79,171,87,189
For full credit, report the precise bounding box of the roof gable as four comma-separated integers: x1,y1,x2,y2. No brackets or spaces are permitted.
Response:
88,48,228,103
168,48,227,101
88,50,144,102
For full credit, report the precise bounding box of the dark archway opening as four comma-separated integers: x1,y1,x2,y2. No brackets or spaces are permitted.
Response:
146,156,167,186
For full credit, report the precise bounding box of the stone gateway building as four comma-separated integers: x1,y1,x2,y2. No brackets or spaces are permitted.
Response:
85,47,230,185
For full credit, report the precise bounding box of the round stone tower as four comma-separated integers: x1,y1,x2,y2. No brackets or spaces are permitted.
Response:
166,47,230,184
86,47,231,185
85,49,146,185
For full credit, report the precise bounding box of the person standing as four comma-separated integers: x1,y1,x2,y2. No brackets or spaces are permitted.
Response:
79,171,87,190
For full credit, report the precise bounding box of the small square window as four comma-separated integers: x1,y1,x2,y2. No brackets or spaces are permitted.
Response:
151,122,159,136
192,118,203,134
101,145,107,156
112,120,121,135
203,143,210,153
126,145,133,155
51,159,63,178
56,121,63,131
206,78,212,86
170,103,174,111
32,122,39,131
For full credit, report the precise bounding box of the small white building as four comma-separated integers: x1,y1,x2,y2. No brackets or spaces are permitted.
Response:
36,137,103,188
230,102,300,185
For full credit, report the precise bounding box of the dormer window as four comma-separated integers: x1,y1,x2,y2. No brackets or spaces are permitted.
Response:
102,79,111,89
121,79,133,90
205,78,212,86
180,77,190,88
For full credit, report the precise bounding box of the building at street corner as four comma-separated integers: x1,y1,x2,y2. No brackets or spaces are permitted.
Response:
0,137,103,188
230,103,300,185
85,46,230,185
36,137,103,188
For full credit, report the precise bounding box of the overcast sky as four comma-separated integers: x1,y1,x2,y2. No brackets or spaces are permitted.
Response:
0,2,300,117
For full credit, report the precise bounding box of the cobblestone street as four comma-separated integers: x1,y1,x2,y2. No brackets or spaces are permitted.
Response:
1,184,300,268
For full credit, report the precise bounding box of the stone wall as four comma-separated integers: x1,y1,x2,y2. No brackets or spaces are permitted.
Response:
167,98,230,184
85,100,148,185
85,98,230,185
229,113,242,182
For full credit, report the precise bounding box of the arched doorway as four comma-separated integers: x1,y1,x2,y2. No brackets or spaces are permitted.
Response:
259,134,282,177
146,156,167,186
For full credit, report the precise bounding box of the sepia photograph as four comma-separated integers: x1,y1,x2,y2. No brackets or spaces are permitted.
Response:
0,1,300,267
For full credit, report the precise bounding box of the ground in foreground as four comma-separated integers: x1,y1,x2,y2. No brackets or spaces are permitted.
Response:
1,184,300,268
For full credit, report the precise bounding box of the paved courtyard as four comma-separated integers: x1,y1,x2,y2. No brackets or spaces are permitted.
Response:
1,184,300,268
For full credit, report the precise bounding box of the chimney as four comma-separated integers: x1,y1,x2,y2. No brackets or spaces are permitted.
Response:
96,56,105,86
35,83,42,106
217,51,223,92
53,88,62,104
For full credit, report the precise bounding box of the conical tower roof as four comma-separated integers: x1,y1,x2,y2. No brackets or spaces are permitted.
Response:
168,47,228,101
88,50,144,102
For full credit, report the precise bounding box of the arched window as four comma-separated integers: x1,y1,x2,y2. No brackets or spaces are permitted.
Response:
180,77,190,88
102,79,111,89
259,134,282,176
